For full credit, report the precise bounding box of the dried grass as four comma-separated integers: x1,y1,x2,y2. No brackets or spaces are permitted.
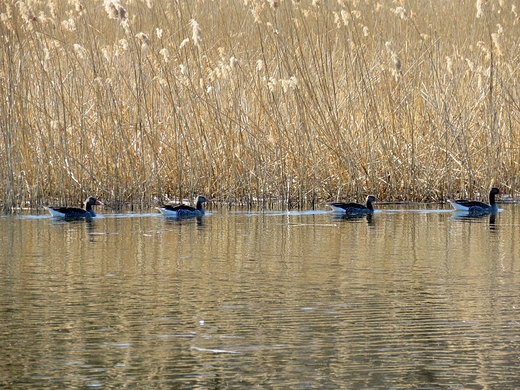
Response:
1,0,519,211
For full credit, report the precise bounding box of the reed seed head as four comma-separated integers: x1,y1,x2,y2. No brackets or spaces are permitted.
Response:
394,6,409,20
159,48,170,63
73,44,87,59
48,1,57,18
251,3,263,24
190,19,202,47
61,18,76,32
340,10,350,26
466,58,475,72
136,32,150,46
179,38,189,49
104,0,127,21
446,56,453,75
476,0,488,18
101,47,111,63
477,41,491,61
137,33,150,55
0,13,10,29
18,2,37,25
491,33,503,57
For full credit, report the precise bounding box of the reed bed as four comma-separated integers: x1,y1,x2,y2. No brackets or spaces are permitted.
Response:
1,0,519,211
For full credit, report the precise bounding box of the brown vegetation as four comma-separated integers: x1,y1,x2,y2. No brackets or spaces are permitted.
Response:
1,0,519,211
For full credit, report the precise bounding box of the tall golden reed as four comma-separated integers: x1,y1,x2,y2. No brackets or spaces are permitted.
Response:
0,0,519,211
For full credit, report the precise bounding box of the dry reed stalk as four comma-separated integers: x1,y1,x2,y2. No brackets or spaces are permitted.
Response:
0,0,519,211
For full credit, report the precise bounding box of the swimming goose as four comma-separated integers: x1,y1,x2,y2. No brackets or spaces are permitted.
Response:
330,195,377,214
157,195,208,218
46,197,103,218
448,188,501,213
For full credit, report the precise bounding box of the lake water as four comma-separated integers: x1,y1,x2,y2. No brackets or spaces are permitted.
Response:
2,203,520,388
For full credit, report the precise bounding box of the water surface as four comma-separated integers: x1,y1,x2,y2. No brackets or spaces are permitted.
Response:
1,204,520,388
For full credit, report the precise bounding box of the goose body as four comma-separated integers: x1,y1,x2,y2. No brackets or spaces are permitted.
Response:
448,188,501,213
157,196,207,218
46,197,103,219
330,195,377,214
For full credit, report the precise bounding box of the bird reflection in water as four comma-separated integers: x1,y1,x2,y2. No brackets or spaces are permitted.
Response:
452,210,497,230
50,217,98,240
163,215,205,227
332,212,375,227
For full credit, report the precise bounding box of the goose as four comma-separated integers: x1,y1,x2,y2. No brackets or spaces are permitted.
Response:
157,196,208,218
330,195,377,214
46,197,103,219
448,188,502,213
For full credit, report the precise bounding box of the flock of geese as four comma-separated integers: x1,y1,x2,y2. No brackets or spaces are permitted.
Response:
44,188,503,220
45,196,209,219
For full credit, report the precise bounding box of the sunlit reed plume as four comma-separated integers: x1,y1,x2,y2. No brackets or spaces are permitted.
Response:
73,44,87,59
136,32,150,54
476,0,488,18
48,1,57,18
394,6,408,20
159,48,170,63
179,38,189,49
190,19,201,47
340,10,350,26
61,18,76,32
385,41,402,79
251,3,263,23
446,56,453,75
18,2,37,25
73,0,84,13
477,41,491,61
104,0,127,21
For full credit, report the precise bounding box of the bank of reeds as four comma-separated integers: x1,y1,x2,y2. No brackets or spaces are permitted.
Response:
1,0,519,211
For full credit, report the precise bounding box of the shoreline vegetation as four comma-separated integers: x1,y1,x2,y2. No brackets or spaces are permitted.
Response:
1,0,519,212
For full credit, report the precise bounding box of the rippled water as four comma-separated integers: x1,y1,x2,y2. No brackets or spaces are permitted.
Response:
2,204,520,388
